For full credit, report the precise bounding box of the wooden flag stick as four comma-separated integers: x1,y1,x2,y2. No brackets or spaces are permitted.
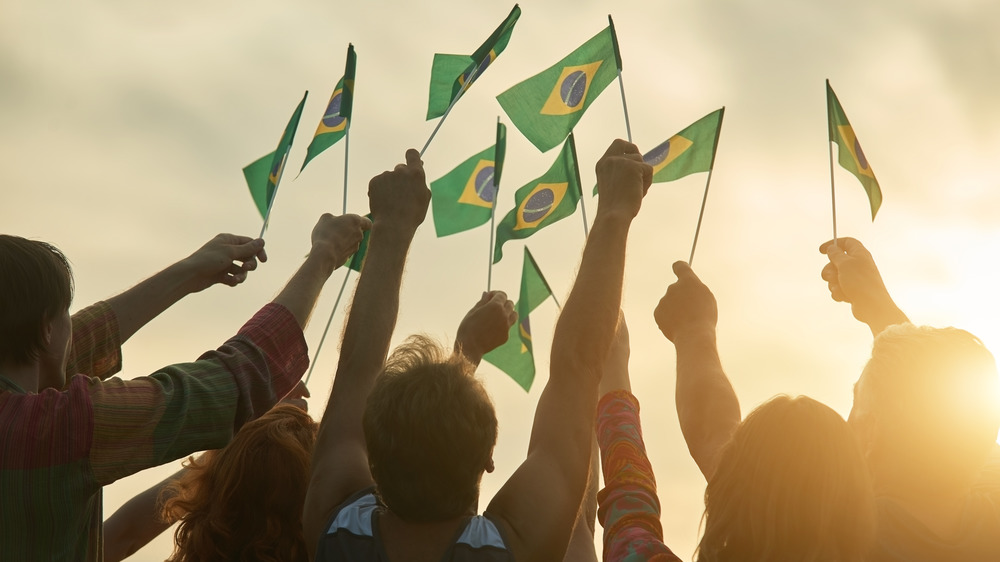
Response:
617,69,633,144
420,63,484,157
342,127,351,214
688,168,714,266
258,147,290,239
304,269,352,386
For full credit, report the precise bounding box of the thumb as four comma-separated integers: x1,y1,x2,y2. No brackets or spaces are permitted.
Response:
672,260,697,280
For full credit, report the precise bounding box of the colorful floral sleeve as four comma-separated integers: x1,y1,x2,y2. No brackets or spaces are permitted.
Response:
596,390,682,562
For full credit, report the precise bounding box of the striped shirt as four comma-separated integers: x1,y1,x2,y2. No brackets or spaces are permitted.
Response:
0,301,308,561
597,390,681,562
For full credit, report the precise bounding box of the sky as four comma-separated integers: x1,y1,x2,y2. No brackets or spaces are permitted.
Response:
4,0,1000,559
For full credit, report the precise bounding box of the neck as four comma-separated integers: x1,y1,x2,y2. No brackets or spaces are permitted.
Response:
0,361,42,393
875,475,971,541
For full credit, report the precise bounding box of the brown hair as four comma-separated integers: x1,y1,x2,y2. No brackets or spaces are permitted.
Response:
697,395,875,562
162,405,318,562
363,336,498,522
0,235,73,365
859,324,1000,487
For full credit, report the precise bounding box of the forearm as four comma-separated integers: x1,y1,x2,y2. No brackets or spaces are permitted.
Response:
272,251,340,330
551,214,629,378
862,300,909,337
103,467,186,562
673,328,740,480
596,391,680,562
105,260,204,342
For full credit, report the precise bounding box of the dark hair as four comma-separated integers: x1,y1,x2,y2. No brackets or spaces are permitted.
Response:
363,336,498,522
697,395,875,562
162,405,318,562
0,235,74,365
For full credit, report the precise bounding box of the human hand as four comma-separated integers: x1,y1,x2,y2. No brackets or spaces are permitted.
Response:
594,139,653,223
819,237,906,333
455,291,517,365
182,234,268,293
309,213,372,268
654,261,718,343
368,148,430,234
599,311,632,396
279,381,311,411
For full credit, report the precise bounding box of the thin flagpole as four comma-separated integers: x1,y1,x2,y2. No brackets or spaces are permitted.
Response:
567,132,589,237
258,147,290,239
303,269,352,386
342,127,351,214
421,63,484,157
688,169,714,266
688,107,725,266
826,81,838,244
617,69,632,143
305,121,354,387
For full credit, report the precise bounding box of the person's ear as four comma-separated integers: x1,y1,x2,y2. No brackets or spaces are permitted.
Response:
486,458,495,473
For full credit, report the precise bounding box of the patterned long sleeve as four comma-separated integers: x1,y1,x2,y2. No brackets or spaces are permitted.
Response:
597,390,682,562
66,301,123,381
0,302,309,561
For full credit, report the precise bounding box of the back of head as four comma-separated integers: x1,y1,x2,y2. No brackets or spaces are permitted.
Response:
363,335,498,522
0,235,73,366
163,404,318,562
856,324,1000,490
697,395,875,562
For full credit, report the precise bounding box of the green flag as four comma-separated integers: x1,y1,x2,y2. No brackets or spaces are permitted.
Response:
426,5,521,120
431,122,507,237
483,247,554,390
493,134,581,264
301,45,357,172
593,108,724,195
827,80,882,219
497,25,617,152
346,213,372,273
243,91,308,219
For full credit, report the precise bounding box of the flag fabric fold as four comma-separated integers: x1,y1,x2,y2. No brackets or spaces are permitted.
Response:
347,213,372,272
483,247,554,390
594,108,724,195
426,5,521,120
301,45,357,172
827,80,882,219
493,134,581,264
431,122,507,237
243,91,308,219
496,25,617,152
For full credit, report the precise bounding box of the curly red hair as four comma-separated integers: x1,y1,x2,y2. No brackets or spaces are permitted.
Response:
161,404,318,562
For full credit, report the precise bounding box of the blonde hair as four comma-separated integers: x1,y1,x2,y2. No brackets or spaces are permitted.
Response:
697,395,875,562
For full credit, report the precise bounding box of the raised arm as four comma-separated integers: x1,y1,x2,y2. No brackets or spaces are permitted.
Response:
486,139,652,562
103,468,185,562
819,237,909,337
105,234,269,343
655,261,739,481
303,149,430,550
454,291,517,368
596,316,682,562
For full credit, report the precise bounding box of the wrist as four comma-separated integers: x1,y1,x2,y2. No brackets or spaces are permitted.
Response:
371,217,419,239
670,324,717,346
304,244,340,278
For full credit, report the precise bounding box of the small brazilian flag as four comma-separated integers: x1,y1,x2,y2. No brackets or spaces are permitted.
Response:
431,121,507,237
243,91,308,219
493,133,581,264
827,80,882,219
301,45,357,172
427,5,521,120
593,108,725,195
347,213,372,273
496,25,618,152
483,247,555,391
